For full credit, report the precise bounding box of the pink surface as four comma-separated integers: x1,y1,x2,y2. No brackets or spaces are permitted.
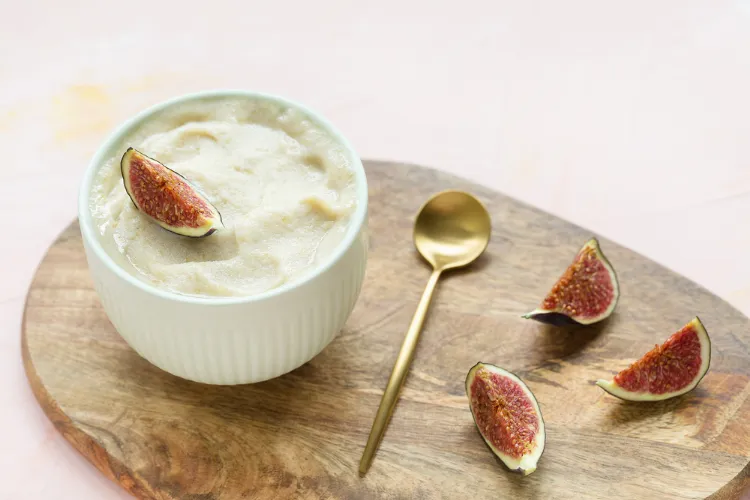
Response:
2,1,750,497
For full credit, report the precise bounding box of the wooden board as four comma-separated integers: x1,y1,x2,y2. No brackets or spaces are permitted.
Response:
22,161,750,500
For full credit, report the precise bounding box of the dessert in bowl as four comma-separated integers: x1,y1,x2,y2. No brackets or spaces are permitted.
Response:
78,90,368,384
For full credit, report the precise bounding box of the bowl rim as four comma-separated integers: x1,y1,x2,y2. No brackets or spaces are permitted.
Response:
78,89,368,306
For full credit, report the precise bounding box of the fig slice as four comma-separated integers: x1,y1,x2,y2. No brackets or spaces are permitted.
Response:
523,238,619,325
121,148,223,238
596,317,711,402
465,362,546,476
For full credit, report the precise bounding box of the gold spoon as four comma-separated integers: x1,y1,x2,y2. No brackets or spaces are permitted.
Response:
359,190,492,475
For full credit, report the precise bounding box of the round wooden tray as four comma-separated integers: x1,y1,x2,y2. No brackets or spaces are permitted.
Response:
23,161,750,499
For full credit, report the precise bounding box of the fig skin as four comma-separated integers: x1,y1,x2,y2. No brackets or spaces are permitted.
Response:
121,148,223,238
523,312,580,327
465,362,546,476
523,238,619,326
596,317,711,402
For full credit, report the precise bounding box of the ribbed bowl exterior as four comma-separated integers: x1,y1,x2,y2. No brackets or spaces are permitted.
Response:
82,223,368,385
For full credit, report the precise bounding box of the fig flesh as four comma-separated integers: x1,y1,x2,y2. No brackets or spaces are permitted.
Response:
596,317,711,402
523,238,619,325
121,148,223,237
465,362,545,476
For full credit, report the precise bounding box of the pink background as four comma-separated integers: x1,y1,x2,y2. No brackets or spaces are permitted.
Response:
2,1,750,497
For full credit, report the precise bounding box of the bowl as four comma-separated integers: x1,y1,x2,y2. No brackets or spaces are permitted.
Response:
77,90,369,385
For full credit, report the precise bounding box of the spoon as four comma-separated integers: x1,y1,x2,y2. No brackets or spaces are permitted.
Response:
359,190,492,475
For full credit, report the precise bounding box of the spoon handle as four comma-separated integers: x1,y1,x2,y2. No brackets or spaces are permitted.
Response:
359,268,442,475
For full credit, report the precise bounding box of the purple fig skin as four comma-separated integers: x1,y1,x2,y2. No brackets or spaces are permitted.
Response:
522,312,581,327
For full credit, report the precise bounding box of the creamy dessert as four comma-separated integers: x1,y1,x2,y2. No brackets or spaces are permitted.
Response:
89,97,357,297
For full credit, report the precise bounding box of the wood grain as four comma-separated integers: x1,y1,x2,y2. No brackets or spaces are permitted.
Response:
22,161,750,499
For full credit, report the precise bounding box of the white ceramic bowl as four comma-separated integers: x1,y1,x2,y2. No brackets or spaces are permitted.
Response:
78,90,368,385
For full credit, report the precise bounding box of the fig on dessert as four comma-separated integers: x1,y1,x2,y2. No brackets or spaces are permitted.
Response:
121,147,223,238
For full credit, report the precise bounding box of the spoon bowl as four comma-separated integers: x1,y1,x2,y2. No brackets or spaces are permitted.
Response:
414,190,492,270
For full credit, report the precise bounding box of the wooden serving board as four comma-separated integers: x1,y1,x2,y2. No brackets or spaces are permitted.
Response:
23,161,750,499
